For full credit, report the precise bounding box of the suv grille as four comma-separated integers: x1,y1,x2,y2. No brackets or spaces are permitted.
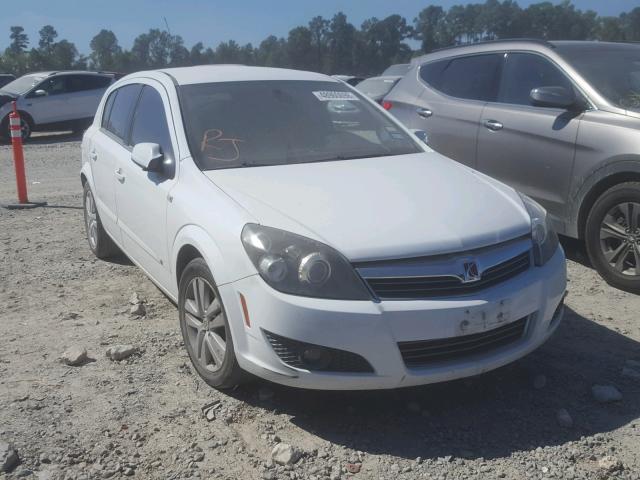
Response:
365,251,530,299
398,316,528,367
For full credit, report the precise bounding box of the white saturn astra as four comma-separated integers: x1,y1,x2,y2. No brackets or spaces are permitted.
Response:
81,65,566,390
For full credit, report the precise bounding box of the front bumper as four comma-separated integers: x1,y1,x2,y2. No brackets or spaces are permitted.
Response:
219,246,567,390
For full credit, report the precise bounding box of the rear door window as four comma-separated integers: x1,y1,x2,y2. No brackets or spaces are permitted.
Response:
498,53,575,106
420,54,503,101
104,84,142,142
67,75,112,93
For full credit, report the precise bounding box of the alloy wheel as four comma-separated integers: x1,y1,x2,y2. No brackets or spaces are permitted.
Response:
183,277,227,372
85,189,98,251
20,119,30,141
599,201,640,276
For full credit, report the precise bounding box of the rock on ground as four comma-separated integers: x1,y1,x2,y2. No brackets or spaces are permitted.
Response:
556,408,573,428
271,443,301,465
60,345,88,366
1,441,19,473
591,385,623,403
106,345,137,361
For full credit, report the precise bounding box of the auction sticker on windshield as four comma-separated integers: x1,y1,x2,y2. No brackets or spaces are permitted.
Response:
313,91,360,101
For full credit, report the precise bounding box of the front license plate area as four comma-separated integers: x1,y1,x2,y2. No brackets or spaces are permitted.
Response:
456,298,512,336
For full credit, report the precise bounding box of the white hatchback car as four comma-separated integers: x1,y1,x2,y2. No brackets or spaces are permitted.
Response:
81,66,566,390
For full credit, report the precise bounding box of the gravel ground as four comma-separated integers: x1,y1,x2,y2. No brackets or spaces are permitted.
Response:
1,134,639,480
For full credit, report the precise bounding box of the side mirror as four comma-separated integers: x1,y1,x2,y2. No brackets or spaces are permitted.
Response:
32,89,48,97
530,86,576,109
411,129,429,145
131,143,164,172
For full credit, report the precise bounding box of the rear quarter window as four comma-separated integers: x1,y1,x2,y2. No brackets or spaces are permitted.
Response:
420,54,503,101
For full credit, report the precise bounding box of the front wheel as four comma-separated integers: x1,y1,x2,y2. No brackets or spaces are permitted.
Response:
1,115,32,142
585,182,640,293
178,258,245,389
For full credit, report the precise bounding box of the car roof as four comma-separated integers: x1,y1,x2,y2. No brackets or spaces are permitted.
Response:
26,70,115,77
359,75,404,82
157,65,337,85
410,39,638,64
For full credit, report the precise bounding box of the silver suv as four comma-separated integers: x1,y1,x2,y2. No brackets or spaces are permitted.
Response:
0,71,119,141
385,40,640,293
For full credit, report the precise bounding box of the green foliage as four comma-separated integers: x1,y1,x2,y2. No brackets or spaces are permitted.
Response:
0,2,638,77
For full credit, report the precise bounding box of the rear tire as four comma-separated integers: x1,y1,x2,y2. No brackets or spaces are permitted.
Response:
83,182,118,259
585,182,640,294
178,258,245,389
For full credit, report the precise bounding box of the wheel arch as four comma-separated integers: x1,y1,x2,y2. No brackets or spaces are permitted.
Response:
171,225,243,295
570,157,640,239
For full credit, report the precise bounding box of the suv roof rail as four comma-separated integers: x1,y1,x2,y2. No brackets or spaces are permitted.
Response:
430,37,555,53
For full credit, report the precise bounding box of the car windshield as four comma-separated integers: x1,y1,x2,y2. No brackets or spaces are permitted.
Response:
381,64,411,76
556,43,640,112
355,77,400,99
179,80,421,171
0,74,45,95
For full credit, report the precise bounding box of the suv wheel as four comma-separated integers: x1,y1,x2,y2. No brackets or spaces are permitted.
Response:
178,258,245,389
1,115,32,142
585,182,640,293
83,182,119,259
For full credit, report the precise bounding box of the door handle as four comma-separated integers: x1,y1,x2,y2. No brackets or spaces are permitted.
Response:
417,107,433,118
484,119,503,131
115,168,125,183
89,150,98,161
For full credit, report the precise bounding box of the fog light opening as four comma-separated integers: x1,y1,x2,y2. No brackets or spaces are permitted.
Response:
300,347,332,370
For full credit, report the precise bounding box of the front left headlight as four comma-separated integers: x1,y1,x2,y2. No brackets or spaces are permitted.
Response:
519,193,559,266
241,224,371,300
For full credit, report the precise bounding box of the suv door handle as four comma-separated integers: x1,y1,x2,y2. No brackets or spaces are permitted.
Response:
115,168,125,183
89,150,98,161
484,119,503,131
417,107,433,118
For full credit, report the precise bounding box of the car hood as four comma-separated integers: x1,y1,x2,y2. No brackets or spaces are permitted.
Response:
202,152,532,262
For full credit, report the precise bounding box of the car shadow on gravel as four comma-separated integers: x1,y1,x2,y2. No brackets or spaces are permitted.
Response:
0,131,82,146
232,306,640,461
559,235,592,269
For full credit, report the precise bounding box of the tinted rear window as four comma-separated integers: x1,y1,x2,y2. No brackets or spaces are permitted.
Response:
420,54,502,101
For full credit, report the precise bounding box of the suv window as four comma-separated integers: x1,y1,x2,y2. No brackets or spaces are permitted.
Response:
67,75,112,93
104,84,142,142
499,53,574,106
420,54,502,101
130,86,174,165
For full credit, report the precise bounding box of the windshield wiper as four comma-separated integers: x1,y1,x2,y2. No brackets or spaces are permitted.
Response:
314,152,391,162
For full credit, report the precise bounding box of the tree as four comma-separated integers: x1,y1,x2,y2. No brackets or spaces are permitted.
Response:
38,25,58,54
308,16,330,72
9,26,29,54
90,30,122,70
255,36,288,67
414,6,446,52
287,26,314,70
327,12,357,74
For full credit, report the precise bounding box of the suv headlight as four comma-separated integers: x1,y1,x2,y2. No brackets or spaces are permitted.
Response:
241,224,371,300
519,193,559,266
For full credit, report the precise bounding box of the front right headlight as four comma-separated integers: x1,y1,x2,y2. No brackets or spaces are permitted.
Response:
241,223,371,300
519,193,559,266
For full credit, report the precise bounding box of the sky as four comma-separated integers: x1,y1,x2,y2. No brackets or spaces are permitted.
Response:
0,0,636,54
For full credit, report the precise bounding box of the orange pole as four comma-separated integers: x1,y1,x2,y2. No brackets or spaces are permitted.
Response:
9,101,28,204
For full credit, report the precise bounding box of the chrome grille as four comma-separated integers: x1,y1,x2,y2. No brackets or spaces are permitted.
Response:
398,316,528,367
361,248,531,300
